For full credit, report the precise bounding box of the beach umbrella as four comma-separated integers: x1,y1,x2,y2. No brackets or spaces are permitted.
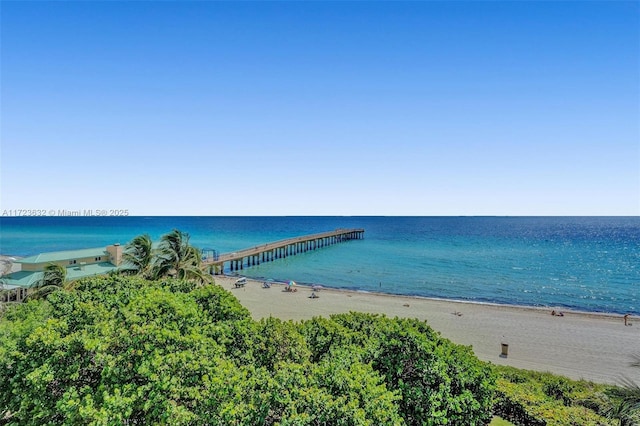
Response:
288,280,296,286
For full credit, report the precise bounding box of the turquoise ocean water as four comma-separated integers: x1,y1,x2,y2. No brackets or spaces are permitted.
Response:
0,216,638,315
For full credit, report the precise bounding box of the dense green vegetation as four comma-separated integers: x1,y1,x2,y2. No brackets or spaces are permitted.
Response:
1,275,495,425
493,365,618,425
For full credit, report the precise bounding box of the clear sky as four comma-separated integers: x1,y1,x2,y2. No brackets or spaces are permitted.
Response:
1,1,638,216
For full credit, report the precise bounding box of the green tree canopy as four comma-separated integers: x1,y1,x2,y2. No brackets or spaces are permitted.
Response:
0,275,496,425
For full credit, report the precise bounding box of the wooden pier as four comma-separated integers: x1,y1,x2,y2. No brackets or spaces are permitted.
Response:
204,228,364,274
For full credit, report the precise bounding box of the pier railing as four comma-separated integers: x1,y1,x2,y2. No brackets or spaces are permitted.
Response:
204,228,364,274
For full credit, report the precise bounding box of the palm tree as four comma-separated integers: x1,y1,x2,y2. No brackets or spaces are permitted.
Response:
152,229,211,284
123,234,154,277
26,263,67,300
606,354,640,425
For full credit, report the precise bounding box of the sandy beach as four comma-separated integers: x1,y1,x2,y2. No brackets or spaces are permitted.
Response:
215,275,640,385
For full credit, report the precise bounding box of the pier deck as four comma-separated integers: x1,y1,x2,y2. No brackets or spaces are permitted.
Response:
204,228,364,274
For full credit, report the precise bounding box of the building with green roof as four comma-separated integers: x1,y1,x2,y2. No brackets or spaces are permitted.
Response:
1,244,123,302
16,245,122,272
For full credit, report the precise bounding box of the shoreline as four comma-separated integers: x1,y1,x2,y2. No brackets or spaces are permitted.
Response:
1,250,629,319
0,251,630,319
326,288,624,319
215,275,640,385
235,276,628,323
226,273,629,319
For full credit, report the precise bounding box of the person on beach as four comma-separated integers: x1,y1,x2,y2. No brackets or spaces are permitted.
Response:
624,314,630,326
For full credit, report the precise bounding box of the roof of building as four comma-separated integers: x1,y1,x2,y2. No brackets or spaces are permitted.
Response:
1,262,120,288
16,247,110,264
1,271,42,288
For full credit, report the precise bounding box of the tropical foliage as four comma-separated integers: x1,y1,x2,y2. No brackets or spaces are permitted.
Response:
604,355,640,426
25,263,67,301
0,275,496,425
152,229,209,282
122,233,153,278
300,313,496,425
493,365,617,426
123,229,211,284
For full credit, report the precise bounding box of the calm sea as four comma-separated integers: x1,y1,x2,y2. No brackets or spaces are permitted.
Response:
1,216,638,315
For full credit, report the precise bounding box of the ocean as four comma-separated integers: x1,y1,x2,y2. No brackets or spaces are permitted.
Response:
1,216,638,315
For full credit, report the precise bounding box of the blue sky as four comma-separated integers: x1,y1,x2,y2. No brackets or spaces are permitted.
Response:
1,1,638,216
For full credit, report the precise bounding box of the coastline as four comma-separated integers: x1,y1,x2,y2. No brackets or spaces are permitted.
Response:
2,247,638,385
1,216,637,315
215,275,640,385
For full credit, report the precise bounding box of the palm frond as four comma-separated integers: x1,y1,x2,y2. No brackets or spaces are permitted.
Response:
123,234,153,275
151,229,210,284
605,356,640,425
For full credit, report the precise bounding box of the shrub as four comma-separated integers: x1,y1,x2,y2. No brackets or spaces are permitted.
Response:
303,313,496,425
494,366,615,426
